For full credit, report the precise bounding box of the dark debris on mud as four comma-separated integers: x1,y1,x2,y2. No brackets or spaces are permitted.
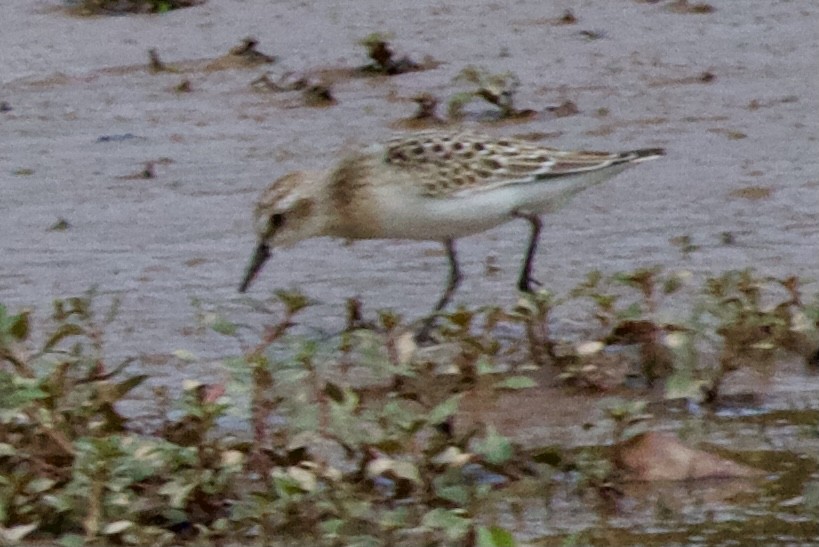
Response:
67,0,204,16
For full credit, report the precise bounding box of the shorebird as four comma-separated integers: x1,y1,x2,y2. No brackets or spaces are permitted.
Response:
239,130,664,336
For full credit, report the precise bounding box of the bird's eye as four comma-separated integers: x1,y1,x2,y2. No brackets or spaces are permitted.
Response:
270,213,285,229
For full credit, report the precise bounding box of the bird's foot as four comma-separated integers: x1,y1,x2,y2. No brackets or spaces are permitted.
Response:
517,276,543,293
414,316,441,346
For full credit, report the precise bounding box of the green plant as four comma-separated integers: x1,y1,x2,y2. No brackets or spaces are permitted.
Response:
3,267,817,544
71,0,203,15
448,66,534,120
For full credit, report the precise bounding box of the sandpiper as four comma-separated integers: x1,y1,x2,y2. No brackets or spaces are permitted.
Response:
239,130,664,335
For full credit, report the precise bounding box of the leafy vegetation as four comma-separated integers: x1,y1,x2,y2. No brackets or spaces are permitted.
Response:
0,269,817,544
448,66,537,120
357,33,422,76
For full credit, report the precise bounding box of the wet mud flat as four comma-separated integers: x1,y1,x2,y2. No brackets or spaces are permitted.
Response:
2,0,819,545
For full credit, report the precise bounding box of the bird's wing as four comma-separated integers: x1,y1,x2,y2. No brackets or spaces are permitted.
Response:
382,131,663,198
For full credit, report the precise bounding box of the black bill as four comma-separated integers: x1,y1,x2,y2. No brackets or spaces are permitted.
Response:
238,242,271,293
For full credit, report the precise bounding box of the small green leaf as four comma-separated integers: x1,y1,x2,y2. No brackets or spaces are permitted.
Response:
159,480,196,508
48,218,71,231
320,518,344,536
358,31,394,47
9,311,30,340
476,355,495,375
57,534,85,547
0,442,16,456
495,376,536,390
26,477,56,494
343,536,381,547
2,378,47,408
476,426,513,465
103,520,133,535
288,466,318,492
1,523,38,543
379,507,409,529
210,318,237,336
617,302,643,320
0,523,39,545
664,369,707,402
275,289,310,313
427,394,462,425
421,508,471,540
110,375,148,400
390,460,421,484
476,525,517,547
433,482,470,505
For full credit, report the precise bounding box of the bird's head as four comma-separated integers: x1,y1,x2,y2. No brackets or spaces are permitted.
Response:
239,171,325,292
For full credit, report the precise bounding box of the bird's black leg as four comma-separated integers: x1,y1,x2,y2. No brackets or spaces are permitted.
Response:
434,239,462,312
417,239,461,342
513,211,542,293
